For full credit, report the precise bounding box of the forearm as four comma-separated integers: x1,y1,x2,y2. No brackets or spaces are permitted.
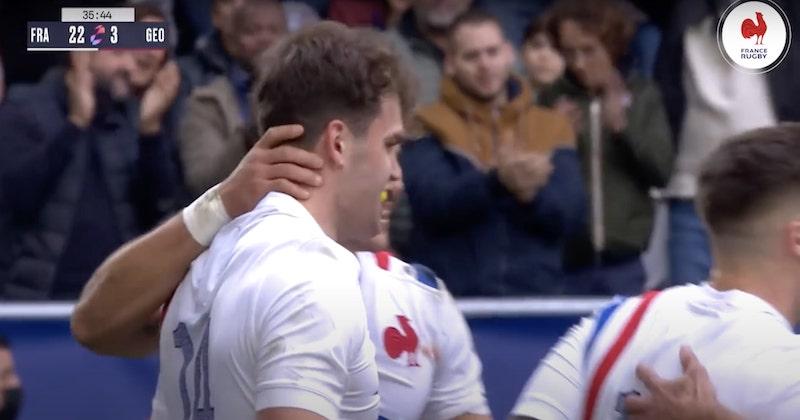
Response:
509,151,586,238
452,414,491,420
400,139,500,230
71,213,203,357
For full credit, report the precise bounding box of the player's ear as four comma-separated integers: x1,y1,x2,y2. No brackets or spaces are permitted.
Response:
787,218,800,259
321,119,347,168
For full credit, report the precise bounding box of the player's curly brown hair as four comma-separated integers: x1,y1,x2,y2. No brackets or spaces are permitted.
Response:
253,21,416,148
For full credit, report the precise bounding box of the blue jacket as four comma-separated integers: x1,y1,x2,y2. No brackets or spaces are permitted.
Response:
400,137,586,296
0,69,182,299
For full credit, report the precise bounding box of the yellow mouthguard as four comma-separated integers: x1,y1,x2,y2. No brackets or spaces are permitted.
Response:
380,190,388,203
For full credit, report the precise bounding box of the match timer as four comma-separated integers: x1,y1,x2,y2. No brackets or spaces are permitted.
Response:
27,8,169,51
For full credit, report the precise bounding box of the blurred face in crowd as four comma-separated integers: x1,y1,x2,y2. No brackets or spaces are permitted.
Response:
412,0,472,31
0,347,21,420
446,21,514,102
213,0,246,57
522,32,565,88
557,19,615,93
90,50,136,100
130,15,169,94
336,96,406,249
232,2,287,71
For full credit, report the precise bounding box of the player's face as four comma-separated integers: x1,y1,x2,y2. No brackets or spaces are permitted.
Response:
370,174,404,251
131,16,168,94
337,95,405,247
447,23,513,102
90,50,136,100
558,19,614,93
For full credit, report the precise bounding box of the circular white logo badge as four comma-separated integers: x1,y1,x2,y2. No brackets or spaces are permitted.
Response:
717,0,791,73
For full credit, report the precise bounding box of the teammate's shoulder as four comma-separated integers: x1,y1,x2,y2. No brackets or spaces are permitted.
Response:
357,251,442,291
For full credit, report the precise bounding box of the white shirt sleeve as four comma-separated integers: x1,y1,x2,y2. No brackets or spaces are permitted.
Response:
511,317,594,420
421,282,491,419
251,244,367,419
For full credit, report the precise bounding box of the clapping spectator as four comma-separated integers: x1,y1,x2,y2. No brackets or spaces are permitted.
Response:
544,0,674,295
179,0,287,197
0,47,182,300
178,0,244,92
401,10,585,296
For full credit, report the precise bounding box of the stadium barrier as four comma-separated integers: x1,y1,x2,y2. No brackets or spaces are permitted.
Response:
0,298,610,419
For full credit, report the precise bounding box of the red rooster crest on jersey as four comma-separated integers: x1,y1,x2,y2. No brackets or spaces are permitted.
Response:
741,11,767,44
383,315,420,367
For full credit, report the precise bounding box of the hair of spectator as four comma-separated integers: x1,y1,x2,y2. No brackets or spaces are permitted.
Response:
131,0,167,21
698,123,800,237
446,8,504,51
523,13,552,45
546,0,638,63
0,335,9,350
253,21,416,150
231,0,284,29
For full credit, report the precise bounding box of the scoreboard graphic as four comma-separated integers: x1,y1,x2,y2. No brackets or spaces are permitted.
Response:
28,7,169,51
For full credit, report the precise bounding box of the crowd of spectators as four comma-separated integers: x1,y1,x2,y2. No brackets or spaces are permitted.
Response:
1,0,799,299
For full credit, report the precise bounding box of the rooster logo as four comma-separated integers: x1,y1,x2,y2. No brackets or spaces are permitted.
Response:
90,25,106,46
741,11,767,44
383,315,420,367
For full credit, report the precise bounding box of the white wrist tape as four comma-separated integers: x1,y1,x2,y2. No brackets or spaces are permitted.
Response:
182,184,231,246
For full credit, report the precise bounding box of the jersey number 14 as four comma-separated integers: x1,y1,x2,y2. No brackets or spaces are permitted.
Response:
174,321,215,420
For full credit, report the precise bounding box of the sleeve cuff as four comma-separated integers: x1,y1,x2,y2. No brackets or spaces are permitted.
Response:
256,386,339,419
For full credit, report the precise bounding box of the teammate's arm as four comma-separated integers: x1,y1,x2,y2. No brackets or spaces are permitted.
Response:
257,408,325,420
624,346,744,420
71,125,322,357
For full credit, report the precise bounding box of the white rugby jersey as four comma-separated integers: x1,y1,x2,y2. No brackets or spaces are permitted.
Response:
151,193,379,420
356,252,490,420
512,283,800,420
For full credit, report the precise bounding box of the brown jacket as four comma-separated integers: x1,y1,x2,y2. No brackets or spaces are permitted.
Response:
415,75,574,168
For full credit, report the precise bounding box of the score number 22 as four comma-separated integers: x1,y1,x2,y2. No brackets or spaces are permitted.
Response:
68,25,118,45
